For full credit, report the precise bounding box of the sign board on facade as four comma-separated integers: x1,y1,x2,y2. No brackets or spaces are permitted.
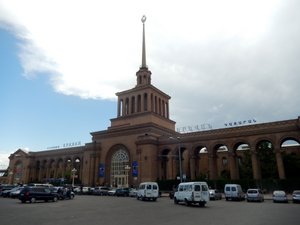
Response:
132,161,138,177
98,163,105,177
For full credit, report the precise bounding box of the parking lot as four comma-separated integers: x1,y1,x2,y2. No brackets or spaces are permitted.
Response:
0,195,298,225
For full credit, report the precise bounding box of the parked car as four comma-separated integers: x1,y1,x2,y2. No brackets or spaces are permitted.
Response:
81,186,94,195
292,190,300,203
93,186,110,196
107,188,117,196
246,189,264,202
1,188,14,197
9,187,24,198
129,188,137,197
115,188,130,197
0,185,16,196
19,186,59,203
209,189,222,200
51,187,75,200
272,190,288,203
73,186,81,194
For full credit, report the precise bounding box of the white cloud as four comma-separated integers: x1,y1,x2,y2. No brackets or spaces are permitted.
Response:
0,153,10,168
0,0,299,129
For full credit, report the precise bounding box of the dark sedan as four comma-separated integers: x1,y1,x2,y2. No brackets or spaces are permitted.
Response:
115,188,130,197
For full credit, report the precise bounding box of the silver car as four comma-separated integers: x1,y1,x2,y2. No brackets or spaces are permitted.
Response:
209,189,222,200
292,190,300,203
272,190,288,203
246,189,264,202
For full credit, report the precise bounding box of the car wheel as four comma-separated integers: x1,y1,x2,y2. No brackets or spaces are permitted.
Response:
199,202,205,207
185,199,191,206
70,194,74,199
174,197,178,204
53,196,58,202
30,197,36,203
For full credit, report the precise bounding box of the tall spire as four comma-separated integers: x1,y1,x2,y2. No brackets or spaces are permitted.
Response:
141,15,147,68
136,15,151,87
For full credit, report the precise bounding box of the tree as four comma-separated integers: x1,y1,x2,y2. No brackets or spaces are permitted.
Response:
257,141,278,179
239,150,253,179
282,152,300,178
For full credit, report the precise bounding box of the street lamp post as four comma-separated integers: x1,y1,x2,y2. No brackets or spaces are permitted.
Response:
124,165,131,187
178,143,183,183
169,137,183,182
71,168,77,187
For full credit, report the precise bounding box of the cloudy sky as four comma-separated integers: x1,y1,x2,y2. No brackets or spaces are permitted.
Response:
0,0,299,167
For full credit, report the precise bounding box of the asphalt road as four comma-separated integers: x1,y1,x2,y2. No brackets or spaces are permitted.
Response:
0,195,298,225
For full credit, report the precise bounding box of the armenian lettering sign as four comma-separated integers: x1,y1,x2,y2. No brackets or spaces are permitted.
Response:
224,119,257,127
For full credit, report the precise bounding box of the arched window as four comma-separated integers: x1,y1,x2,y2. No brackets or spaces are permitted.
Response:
14,161,23,184
111,149,129,187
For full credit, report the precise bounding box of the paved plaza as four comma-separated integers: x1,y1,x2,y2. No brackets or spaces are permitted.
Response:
0,195,299,225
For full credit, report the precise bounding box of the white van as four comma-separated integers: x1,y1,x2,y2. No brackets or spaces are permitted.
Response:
173,182,209,207
224,184,245,201
137,182,159,201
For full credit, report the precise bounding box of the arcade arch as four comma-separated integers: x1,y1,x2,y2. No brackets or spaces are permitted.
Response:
280,138,300,179
256,140,278,179
110,148,130,187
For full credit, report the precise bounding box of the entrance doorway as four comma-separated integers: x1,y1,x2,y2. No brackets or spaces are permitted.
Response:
113,175,127,187
110,149,130,187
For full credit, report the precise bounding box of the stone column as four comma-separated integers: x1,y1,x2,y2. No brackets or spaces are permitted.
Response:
147,93,151,112
167,156,173,179
94,153,101,186
208,153,217,180
189,156,196,180
90,153,96,186
250,149,261,180
141,94,145,112
228,151,238,180
157,157,162,180
172,156,177,179
195,156,201,178
122,98,126,116
274,146,286,179
23,165,30,184
117,98,120,116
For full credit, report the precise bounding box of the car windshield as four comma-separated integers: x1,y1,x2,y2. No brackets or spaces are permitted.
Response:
274,191,285,196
